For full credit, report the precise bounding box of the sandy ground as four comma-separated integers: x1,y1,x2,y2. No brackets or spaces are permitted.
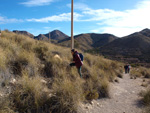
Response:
79,74,148,113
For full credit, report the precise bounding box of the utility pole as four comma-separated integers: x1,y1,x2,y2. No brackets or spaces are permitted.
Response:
49,31,50,42
0,29,1,38
71,0,74,49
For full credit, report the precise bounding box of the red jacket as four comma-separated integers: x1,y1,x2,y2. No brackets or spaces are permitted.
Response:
73,51,83,68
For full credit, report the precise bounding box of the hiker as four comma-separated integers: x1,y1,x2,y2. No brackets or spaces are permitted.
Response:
124,65,128,74
70,49,83,77
127,64,131,73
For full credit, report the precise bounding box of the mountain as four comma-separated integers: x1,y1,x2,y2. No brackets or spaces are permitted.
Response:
34,30,69,41
34,34,49,41
13,30,34,38
58,33,118,50
98,28,150,64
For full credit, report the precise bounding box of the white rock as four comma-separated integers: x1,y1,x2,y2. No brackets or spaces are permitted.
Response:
9,78,16,84
41,79,47,84
48,93,53,98
54,54,62,61
0,93,3,97
43,87,49,93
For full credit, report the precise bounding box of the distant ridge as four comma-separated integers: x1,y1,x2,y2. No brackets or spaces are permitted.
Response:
13,30,34,38
58,33,118,50
98,28,150,64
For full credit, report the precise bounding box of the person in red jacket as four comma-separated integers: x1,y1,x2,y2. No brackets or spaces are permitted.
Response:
70,49,83,77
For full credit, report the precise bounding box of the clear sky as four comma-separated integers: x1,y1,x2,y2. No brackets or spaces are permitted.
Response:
0,0,150,37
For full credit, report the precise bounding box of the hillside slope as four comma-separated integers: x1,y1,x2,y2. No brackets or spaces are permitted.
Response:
0,31,123,113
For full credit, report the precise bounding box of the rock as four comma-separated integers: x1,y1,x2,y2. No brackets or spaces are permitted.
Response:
48,93,53,98
41,64,45,68
85,106,92,110
43,87,49,93
0,93,3,97
54,54,62,61
97,102,100,106
9,78,16,85
41,79,47,84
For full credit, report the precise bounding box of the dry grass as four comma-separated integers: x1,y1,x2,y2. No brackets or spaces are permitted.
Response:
131,67,150,78
0,31,123,113
141,90,150,105
10,71,50,113
0,48,7,70
140,90,150,113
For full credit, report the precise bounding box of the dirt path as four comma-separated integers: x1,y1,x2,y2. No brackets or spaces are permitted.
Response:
79,74,147,113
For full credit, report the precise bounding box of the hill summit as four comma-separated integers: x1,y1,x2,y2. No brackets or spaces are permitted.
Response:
34,30,69,41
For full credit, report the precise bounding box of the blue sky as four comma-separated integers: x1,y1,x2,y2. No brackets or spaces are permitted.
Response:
0,0,150,37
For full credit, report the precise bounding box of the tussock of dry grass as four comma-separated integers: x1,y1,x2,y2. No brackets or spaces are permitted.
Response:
10,71,50,113
140,90,150,113
0,48,7,70
0,31,123,113
131,67,150,78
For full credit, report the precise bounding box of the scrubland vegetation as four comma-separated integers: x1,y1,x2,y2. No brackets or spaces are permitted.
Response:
131,66,150,113
130,67,150,78
0,31,123,113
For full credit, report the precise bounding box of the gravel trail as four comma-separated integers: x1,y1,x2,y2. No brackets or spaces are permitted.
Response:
79,74,147,113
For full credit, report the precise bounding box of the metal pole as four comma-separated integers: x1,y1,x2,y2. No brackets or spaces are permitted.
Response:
71,0,74,49
0,29,1,38
49,32,50,42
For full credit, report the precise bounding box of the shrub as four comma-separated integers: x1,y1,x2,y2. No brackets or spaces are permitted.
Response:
0,48,6,70
0,98,15,113
9,51,37,76
131,67,150,78
22,40,34,51
84,90,99,100
141,90,150,105
50,78,83,113
97,78,110,98
34,43,49,60
10,72,50,113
